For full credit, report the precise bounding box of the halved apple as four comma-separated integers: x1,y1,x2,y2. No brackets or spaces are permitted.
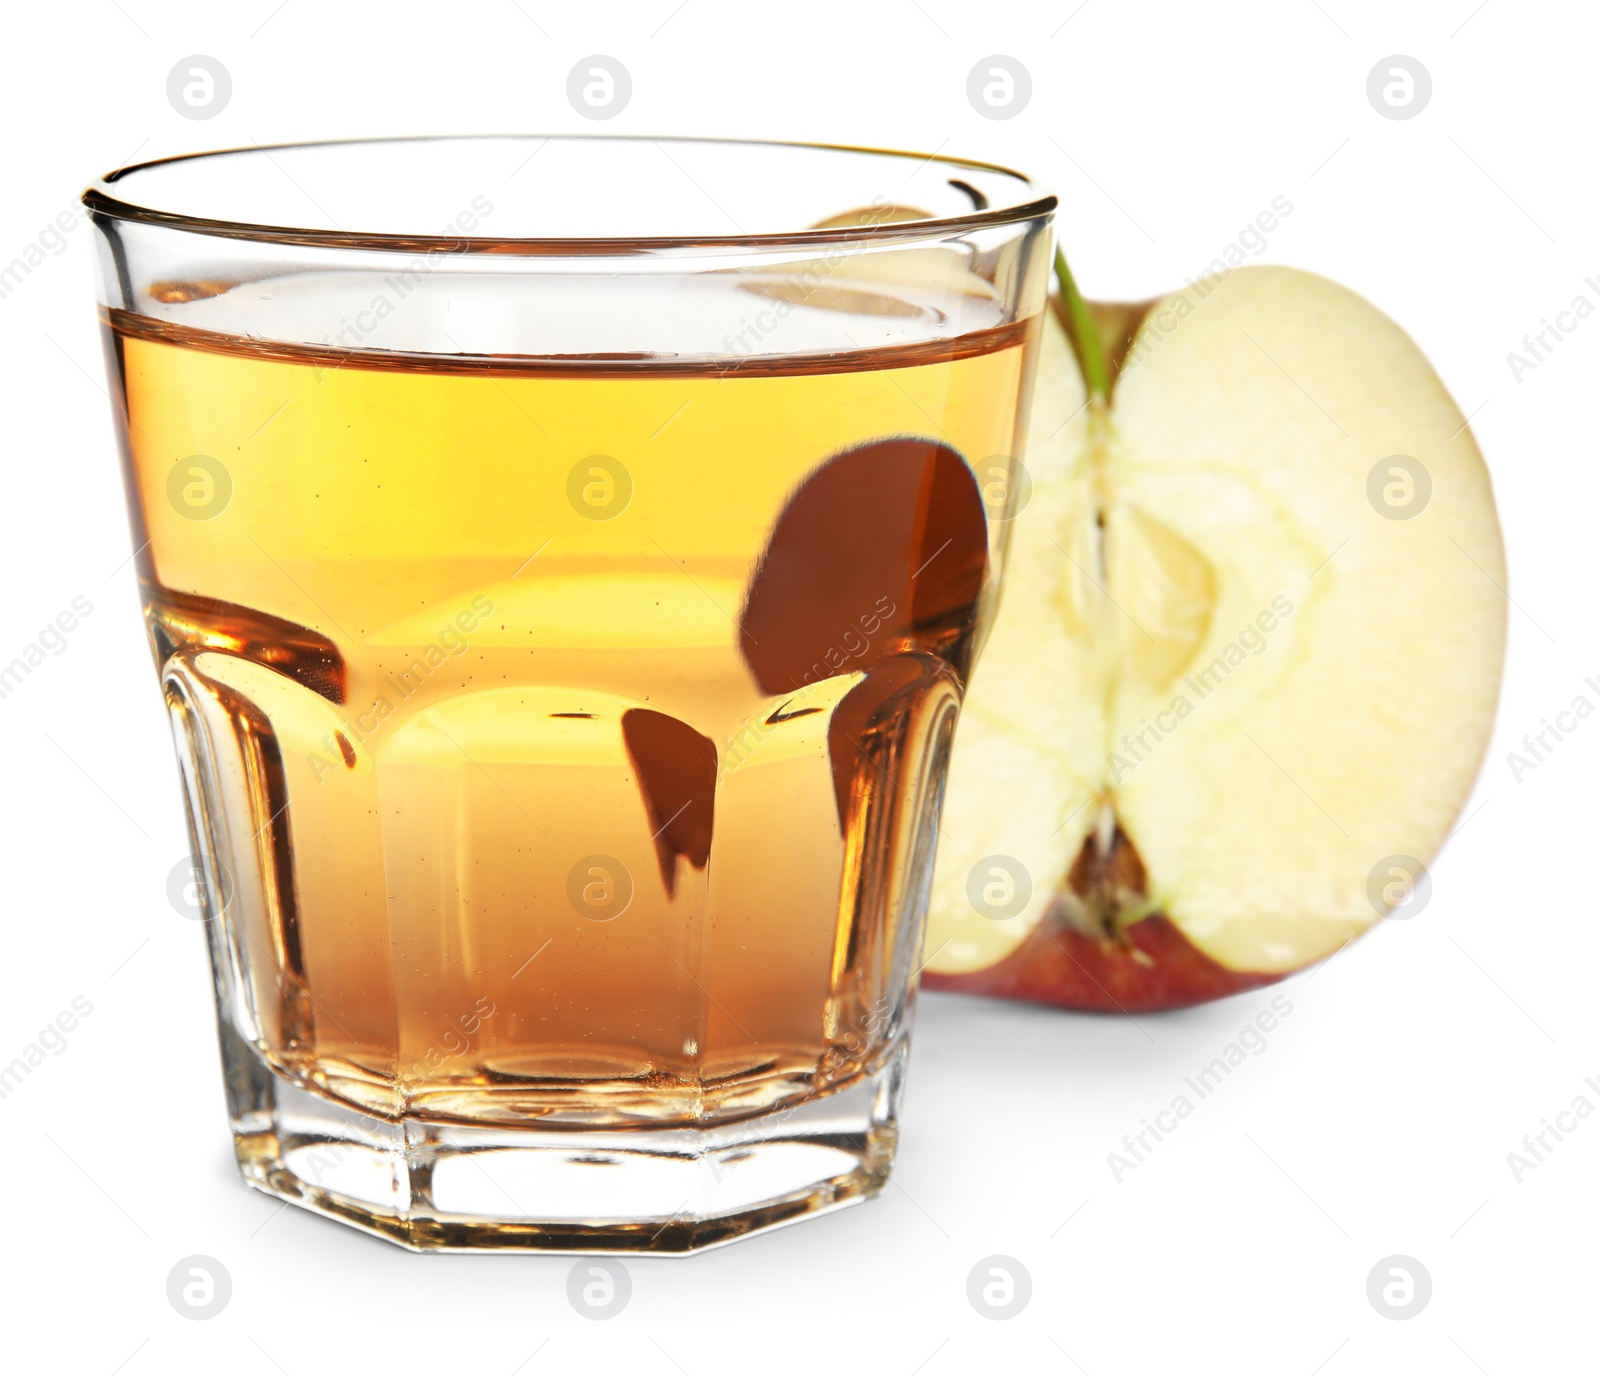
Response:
923,260,1507,1012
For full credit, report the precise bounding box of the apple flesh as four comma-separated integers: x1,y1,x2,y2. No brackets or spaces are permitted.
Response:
923,263,1507,1013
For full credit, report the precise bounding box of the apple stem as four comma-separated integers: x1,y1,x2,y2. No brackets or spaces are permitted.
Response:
1053,246,1109,403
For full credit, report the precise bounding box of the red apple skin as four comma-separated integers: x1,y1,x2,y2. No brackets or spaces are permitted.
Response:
921,912,1283,1014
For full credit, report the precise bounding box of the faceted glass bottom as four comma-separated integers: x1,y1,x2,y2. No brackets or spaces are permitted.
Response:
221,1019,910,1253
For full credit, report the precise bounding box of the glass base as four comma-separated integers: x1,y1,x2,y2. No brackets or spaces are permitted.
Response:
222,1025,909,1253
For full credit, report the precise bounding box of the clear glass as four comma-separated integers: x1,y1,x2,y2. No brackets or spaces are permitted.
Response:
85,135,1054,1252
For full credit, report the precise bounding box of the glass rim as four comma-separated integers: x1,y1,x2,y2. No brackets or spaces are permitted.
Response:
81,133,1056,254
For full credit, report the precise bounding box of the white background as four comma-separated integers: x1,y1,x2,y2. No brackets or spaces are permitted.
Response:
2,1,1595,1371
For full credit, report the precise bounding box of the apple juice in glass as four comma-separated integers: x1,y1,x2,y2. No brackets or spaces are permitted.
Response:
85,137,1053,1251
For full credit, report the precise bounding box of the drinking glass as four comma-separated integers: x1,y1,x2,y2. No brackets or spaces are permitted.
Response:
84,136,1053,1251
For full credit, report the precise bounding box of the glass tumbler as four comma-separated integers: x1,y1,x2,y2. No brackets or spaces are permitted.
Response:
84,136,1054,1251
